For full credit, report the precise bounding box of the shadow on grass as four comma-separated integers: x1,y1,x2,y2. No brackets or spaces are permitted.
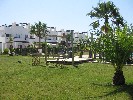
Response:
85,83,133,99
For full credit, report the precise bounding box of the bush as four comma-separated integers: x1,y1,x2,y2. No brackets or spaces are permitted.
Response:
14,48,21,55
0,49,2,54
3,48,9,54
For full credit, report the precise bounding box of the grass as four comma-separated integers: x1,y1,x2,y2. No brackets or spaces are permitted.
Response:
0,55,133,100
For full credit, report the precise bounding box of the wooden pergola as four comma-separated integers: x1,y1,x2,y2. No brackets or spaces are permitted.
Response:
44,31,74,65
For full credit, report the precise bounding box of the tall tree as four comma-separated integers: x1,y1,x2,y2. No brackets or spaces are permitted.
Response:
87,1,124,34
30,21,47,49
78,39,89,58
87,1,133,85
92,25,133,85
9,35,14,55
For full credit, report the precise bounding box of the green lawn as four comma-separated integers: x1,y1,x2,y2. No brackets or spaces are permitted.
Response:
0,55,133,100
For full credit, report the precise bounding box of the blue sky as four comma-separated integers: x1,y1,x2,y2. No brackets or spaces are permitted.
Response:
0,0,133,32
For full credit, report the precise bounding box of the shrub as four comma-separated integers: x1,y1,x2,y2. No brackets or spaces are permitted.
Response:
3,48,9,54
0,49,2,54
14,48,21,55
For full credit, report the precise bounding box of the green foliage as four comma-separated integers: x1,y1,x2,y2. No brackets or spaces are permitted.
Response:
87,1,124,34
9,36,13,43
30,21,47,38
78,39,89,51
42,42,53,54
9,47,14,54
3,48,9,54
0,49,2,54
92,26,133,71
76,39,89,57
66,33,71,41
30,21,47,48
14,48,21,55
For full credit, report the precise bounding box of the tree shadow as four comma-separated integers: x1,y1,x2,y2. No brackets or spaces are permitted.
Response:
85,83,133,100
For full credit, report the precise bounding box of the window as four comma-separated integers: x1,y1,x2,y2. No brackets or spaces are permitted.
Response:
6,34,11,37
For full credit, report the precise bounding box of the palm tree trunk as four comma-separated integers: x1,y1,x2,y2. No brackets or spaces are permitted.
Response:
39,37,41,49
113,70,125,85
66,39,69,58
79,51,83,58
89,50,92,58
105,15,109,33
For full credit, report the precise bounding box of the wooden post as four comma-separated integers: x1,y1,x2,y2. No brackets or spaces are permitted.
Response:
71,30,74,66
45,33,47,64
89,32,93,58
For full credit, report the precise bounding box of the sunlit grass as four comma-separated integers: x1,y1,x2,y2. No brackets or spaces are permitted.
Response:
0,55,133,100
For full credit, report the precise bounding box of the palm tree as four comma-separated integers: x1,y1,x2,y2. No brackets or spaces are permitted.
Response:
87,1,133,86
108,26,133,85
9,35,14,55
87,1,125,62
9,35,13,46
87,1,124,34
30,21,47,49
78,39,89,58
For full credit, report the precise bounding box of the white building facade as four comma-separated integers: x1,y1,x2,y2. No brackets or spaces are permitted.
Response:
0,22,88,53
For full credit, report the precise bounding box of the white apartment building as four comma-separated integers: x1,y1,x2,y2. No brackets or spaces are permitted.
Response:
0,22,30,53
0,22,88,53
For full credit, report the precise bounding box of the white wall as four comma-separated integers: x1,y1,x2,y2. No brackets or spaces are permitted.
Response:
0,37,6,52
0,22,88,49
4,23,29,43
29,27,59,44
0,22,30,48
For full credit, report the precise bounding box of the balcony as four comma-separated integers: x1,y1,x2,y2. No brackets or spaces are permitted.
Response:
14,37,29,42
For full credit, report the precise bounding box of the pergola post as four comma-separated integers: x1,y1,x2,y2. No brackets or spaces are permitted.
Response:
45,32,47,64
71,30,74,66
89,32,93,58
